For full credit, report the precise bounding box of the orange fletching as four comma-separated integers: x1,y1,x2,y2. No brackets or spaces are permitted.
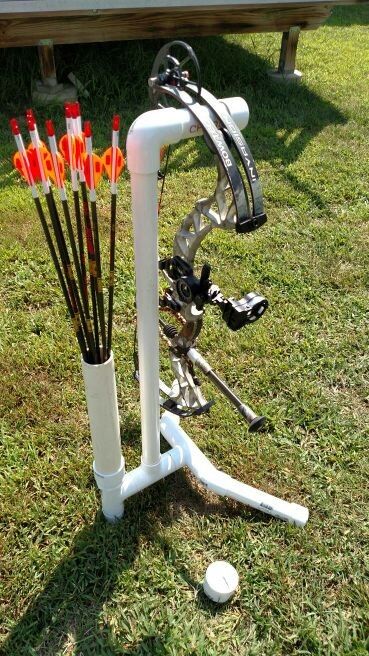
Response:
59,133,84,170
74,135,85,170
13,148,42,183
101,146,125,182
59,133,72,165
41,147,65,185
13,151,32,184
82,152,104,189
27,140,46,153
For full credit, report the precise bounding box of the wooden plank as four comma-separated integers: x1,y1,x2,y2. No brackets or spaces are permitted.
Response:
0,0,364,17
0,4,332,47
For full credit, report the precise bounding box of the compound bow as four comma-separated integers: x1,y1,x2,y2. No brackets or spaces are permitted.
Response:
138,41,269,431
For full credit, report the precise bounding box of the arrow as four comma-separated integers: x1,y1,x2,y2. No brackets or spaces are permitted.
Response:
44,118,96,361
61,103,89,334
82,120,107,361
10,117,88,359
70,101,101,361
103,115,124,358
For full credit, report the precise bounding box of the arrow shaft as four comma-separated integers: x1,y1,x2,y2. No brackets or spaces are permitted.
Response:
90,199,107,361
80,179,101,361
35,195,87,358
107,191,117,357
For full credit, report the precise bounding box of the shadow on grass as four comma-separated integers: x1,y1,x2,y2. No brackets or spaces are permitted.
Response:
2,467,271,655
1,34,346,199
327,4,369,26
1,483,173,655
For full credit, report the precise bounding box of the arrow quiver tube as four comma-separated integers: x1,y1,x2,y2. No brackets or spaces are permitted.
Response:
136,41,268,429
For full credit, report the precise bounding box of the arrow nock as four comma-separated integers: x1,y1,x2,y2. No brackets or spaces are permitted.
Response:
84,121,92,138
27,116,36,132
9,118,20,135
64,102,72,119
45,119,56,137
112,115,120,131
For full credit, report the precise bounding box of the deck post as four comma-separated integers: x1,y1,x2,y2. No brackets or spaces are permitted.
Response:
38,39,58,87
33,39,77,104
269,26,302,82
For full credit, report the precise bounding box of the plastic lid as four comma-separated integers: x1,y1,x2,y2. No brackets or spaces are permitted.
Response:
203,561,239,603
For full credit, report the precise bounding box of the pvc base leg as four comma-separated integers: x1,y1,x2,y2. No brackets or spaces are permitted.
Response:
101,491,124,522
160,412,309,527
121,447,185,501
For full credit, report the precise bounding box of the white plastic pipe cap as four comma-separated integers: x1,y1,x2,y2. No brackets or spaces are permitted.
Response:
203,561,239,603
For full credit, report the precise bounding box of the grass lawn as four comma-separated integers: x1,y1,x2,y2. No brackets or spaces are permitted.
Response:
1,6,369,655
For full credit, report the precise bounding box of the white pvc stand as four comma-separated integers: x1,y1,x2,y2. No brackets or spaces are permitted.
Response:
82,352,125,520
83,98,309,527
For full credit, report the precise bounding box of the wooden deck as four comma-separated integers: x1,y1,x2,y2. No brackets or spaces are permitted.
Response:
0,0,363,48
0,0,365,87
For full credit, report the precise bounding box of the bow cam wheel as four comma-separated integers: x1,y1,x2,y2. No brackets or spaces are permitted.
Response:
149,40,202,108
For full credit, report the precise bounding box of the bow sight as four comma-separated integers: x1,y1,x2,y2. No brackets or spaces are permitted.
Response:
148,41,268,428
159,256,268,330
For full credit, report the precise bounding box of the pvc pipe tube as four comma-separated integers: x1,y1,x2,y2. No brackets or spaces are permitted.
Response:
127,97,248,471
82,352,122,473
121,446,185,500
160,412,309,527
127,98,249,175
81,352,125,520
130,171,161,467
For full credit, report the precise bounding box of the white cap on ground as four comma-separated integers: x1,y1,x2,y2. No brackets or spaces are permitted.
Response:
203,560,239,603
